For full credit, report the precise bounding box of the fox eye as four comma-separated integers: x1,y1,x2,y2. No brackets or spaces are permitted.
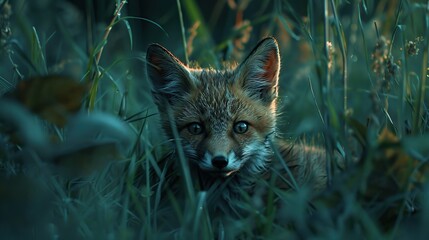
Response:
187,122,204,135
233,121,249,134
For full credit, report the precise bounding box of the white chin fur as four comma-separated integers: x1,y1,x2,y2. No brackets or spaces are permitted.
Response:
241,141,270,175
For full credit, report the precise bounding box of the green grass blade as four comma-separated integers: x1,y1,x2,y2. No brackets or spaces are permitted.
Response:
276,14,300,41
117,16,169,38
55,18,88,62
414,0,429,133
8,40,39,75
122,19,133,50
398,25,408,137
176,0,189,65
181,0,212,41
329,0,348,113
0,75,14,94
30,27,48,75
167,106,195,204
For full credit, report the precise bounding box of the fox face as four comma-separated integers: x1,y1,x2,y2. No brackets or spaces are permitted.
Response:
146,37,280,179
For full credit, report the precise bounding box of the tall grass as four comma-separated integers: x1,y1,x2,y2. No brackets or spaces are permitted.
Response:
0,0,428,239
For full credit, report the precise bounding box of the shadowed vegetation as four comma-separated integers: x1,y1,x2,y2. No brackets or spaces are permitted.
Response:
0,0,428,238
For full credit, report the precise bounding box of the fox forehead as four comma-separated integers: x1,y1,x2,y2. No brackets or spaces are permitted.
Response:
173,68,233,125
147,37,280,136
174,68,275,134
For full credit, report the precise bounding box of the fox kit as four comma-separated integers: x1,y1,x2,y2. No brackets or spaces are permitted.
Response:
146,37,328,211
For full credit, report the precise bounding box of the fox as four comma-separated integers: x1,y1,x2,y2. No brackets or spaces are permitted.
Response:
146,37,331,213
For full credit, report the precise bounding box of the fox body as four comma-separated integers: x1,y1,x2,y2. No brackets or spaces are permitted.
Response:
146,37,327,210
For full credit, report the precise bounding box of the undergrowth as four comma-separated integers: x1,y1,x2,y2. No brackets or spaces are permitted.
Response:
0,0,428,239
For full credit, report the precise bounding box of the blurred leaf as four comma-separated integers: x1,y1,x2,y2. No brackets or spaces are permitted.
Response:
52,141,120,177
401,135,429,188
375,128,427,191
378,128,412,190
402,135,429,160
49,112,134,176
0,99,49,152
65,112,134,151
11,75,87,126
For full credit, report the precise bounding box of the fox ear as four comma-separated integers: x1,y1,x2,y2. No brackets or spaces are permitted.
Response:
146,44,195,103
237,37,280,104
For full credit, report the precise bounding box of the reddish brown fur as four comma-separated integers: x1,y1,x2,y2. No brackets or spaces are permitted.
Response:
146,37,331,212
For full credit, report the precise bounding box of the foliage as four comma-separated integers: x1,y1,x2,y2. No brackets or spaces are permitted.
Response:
0,0,428,239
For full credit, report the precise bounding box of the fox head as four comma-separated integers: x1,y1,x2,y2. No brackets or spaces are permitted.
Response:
146,37,280,178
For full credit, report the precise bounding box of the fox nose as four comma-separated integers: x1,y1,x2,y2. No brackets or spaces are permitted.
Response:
211,156,228,169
